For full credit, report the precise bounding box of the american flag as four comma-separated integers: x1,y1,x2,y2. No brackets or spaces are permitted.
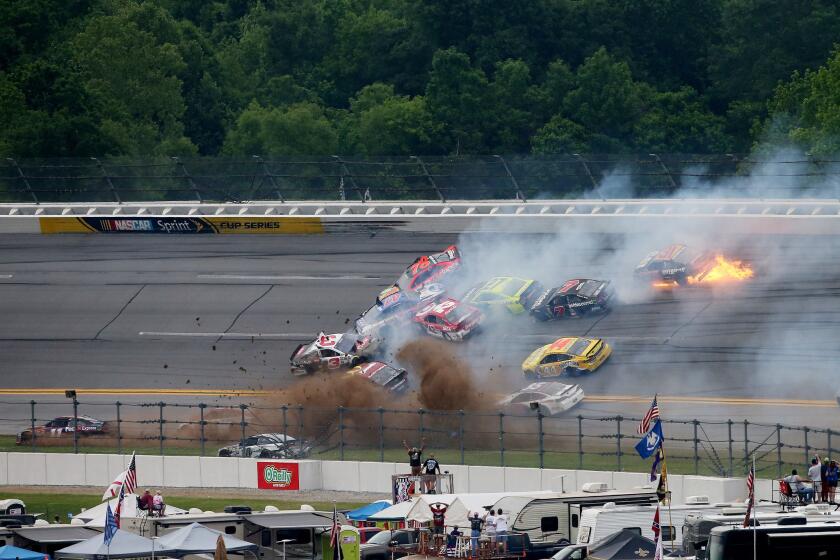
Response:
742,463,755,528
637,395,660,435
330,504,340,550
123,452,137,495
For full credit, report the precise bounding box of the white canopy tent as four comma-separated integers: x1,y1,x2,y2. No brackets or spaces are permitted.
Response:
369,495,470,528
73,494,187,526
156,522,258,557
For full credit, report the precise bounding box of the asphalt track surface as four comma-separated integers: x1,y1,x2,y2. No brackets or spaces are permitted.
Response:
1,232,839,436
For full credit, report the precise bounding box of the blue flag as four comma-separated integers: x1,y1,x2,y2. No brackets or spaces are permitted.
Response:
635,419,664,459
104,503,117,546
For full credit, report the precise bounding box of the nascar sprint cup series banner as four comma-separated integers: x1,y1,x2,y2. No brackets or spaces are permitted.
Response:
39,216,326,234
256,461,300,490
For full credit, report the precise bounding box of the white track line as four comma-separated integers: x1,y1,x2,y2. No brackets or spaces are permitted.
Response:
0,274,13,279
197,274,381,281
139,331,311,339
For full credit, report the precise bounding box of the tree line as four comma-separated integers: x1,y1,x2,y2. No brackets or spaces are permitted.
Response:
2,0,840,158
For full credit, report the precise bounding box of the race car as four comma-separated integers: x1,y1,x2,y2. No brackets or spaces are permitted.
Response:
389,245,461,294
218,433,311,459
412,298,483,341
290,332,372,375
462,277,545,314
634,244,716,286
16,415,108,444
522,337,612,379
347,361,409,394
529,279,614,320
497,381,584,416
355,284,446,338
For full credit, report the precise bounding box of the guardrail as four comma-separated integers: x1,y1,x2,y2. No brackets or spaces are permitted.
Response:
3,154,840,203
2,399,834,479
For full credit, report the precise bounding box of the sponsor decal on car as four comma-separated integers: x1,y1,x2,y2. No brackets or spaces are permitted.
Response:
257,461,300,490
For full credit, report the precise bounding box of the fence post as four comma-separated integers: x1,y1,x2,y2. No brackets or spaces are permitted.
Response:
693,420,699,475
538,410,545,469
458,410,465,465
172,157,202,202
72,396,79,454
804,426,810,467
297,405,304,443
199,403,206,457
494,155,527,201
573,153,603,199
333,156,366,201
776,424,783,478
499,413,505,467
578,415,584,469
30,400,36,450
378,408,385,462
649,153,677,189
158,402,165,455
239,404,248,450
6,158,38,203
116,401,122,455
744,420,749,468
338,406,345,461
616,416,622,472
91,157,121,203
252,156,285,202
829,428,834,458
282,406,288,438
411,156,446,202
418,409,425,442
727,420,733,477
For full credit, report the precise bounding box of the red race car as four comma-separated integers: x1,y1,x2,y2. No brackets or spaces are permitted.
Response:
391,245,461,294
412,298,483,341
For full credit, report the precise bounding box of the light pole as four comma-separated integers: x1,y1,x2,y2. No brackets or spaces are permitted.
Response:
151,535,159,560
279,538,294,560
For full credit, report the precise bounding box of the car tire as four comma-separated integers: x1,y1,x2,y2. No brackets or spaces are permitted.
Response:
218,449,231,457
258,449,271,458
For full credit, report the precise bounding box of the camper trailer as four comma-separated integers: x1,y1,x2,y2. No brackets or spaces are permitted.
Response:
575,497,781,548
707,519,840,559
508,484,659,544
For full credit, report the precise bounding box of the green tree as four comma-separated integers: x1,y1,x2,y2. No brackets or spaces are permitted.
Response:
223,102,338,155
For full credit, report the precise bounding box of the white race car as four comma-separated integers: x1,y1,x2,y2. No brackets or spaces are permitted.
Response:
497,381,584,416
289,332,373,375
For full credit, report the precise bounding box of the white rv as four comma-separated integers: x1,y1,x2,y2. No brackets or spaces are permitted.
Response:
575,496,780,548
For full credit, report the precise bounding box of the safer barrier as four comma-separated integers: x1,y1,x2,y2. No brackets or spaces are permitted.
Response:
0,452,759,505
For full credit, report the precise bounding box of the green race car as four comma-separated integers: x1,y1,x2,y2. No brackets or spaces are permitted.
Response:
462,276,545,314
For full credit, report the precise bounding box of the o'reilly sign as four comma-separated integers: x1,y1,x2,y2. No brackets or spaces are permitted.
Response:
257,461,300,490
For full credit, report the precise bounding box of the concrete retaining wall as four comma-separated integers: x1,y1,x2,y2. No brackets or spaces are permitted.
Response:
0,452,764,504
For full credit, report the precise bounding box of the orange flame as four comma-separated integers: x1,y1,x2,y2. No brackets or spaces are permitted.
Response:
688,254,754,285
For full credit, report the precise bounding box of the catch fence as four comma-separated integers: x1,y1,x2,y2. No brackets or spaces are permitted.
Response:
2,154,840,203
0,399,835,479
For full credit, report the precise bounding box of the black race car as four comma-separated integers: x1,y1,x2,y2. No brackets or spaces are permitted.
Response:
528,279,614,320
634,244,715,286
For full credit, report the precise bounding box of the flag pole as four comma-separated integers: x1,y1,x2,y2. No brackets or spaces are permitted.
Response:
753,455,757,560
662,444,674,552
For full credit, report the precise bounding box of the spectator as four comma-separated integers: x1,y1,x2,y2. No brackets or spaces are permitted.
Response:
423,454,441,493
138,489,153,513
785,469,814,503
826,460,839,504
495,508,508,552
403,438,426,476
469,512,484,556
447,526,463,552
53,515,60,524
822,458,831,503
152,490,165,517
485,509,497,546
808,458,822,503
430,502,447,536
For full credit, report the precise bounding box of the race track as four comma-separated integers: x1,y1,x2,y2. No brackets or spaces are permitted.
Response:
1,232,839,435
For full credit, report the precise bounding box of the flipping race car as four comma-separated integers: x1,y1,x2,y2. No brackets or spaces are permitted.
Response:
462,277,545,314
529,279,614,320
355,284,446,338
522,336,612,379
412,298,483,341
16,415,108,444
218,433,311,459
347,361,409,394
498,381,585,416
290,332,373,375
389,245,462,294
634,244,716,286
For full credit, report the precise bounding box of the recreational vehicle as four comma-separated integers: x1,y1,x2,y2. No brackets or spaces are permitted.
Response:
707,519,840,559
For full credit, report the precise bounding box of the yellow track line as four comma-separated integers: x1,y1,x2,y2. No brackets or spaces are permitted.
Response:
0,388,269,397
584,394,837,408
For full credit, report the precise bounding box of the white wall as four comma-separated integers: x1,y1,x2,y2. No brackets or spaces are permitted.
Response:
0,452,751,505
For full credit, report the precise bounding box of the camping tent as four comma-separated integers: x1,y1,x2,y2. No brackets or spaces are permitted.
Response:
587,529,657,560
73,495,186,526
155,522,257,556
369,496,469,529
346,501,392,522
0,545,48,560
55,529,170,559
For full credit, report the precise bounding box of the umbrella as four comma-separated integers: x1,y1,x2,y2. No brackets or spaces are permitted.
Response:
155,522,257,557
587,529,657,560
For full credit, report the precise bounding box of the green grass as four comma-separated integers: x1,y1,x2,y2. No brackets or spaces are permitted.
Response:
2,491,366,523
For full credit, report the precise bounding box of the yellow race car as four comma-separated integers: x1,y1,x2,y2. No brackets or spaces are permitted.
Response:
462,276,545,314
522,337,612,378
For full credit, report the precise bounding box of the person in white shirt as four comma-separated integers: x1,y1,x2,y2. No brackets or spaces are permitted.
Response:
785,469,814,503
495,508,508,552
152,490,165,516
485,509,497,546
808,458,822,503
